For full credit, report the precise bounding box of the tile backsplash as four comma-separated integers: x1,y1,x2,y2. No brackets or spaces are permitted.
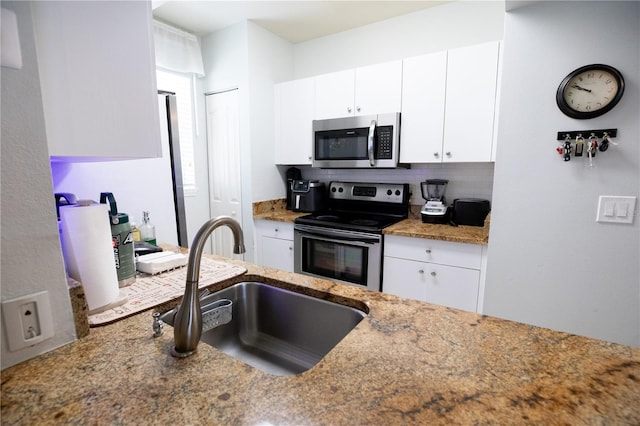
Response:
294,163,495,205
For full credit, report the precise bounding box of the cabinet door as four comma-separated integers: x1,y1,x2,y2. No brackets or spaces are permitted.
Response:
32,1,161,160
400,52,447,163
275,77,315,165
443,41,499,163
261,236,294,272
315,69,355,119
354,60,403,116
383,257,428,301
383,257,480,312
423,263,480,312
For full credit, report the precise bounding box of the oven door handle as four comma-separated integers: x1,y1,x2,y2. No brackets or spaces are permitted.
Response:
368,119,376,167
296,230,380,245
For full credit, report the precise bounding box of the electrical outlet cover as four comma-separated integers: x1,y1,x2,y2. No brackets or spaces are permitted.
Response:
1,291,54,351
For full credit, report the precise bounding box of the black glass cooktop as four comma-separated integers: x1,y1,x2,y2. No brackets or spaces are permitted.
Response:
294,211,405,234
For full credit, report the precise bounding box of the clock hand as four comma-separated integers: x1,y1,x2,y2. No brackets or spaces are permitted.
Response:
571,84,592,93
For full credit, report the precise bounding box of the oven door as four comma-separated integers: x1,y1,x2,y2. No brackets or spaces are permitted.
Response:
294,224,381,292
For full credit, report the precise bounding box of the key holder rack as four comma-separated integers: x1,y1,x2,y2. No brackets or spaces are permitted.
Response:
555,128,618,165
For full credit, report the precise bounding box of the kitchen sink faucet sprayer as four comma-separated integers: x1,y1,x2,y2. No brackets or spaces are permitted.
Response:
171,216,245,358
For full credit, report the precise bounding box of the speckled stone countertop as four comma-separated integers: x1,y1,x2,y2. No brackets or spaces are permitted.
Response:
252,200,490,245
2,255,639,424
383,218,489,245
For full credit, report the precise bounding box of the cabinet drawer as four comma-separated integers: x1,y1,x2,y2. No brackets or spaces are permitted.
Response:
383,257,480,312
384,235,482,269
254,220,294,241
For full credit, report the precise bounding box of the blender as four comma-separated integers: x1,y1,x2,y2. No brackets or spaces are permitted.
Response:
420,179,450,224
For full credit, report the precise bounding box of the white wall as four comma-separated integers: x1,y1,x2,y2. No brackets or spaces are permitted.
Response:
485,1,640,346
184,76,212,248
200,21,293,261
293,0,505,78
246,21,294,203
1,2,76,369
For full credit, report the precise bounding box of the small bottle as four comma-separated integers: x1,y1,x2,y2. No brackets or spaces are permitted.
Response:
130,216,142,242
139,211,156,245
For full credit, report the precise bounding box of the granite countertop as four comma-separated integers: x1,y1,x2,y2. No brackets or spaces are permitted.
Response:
253,200,490,245
2,256,639,424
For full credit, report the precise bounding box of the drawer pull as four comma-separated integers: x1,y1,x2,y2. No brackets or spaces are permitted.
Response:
418,269,424,274
425,249,432,254
430,271,437,277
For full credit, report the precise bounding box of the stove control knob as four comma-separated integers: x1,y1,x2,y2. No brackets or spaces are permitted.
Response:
338,187,344,193
387,189,392,196
331,187,337,192
395,190,401,196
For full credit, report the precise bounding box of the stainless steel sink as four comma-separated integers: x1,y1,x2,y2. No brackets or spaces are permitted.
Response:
160,281,367,376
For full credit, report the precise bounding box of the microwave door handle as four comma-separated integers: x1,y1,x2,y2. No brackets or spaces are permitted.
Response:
297,230,379,245
368,120,376,167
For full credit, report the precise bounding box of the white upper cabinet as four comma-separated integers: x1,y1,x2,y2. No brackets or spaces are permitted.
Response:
353,61,403,116
315,60,402,119
400,51,447,163
274,77,315,165
314,69,355,119
400,42,500,164
442,41,500,163
32,1,161,160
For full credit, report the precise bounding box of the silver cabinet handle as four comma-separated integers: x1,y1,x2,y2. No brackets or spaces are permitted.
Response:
430,271,437,277
433,152,439,158
445,152,452,157
356,106,361,112
368,119,377,167
347,106,352,113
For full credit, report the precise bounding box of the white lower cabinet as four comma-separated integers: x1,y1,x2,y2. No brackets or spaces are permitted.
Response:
383,235,483,312
255,220,294,272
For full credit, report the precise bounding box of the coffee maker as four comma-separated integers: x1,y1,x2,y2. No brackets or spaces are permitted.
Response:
420,179,450,224
286,167,302,210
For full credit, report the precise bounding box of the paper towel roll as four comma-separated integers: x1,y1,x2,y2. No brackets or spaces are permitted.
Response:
60,203,124,313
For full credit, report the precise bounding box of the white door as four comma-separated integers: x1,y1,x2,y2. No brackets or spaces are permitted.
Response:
205,90,244,260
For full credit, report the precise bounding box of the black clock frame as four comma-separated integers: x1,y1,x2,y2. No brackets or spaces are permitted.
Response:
555,64,625,119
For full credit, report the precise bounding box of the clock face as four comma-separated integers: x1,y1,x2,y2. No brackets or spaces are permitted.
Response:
556,64,625,119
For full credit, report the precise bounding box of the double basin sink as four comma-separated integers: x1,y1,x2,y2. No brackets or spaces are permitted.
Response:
160,281,367,376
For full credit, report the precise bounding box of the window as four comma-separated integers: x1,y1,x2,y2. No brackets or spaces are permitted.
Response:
156,69,197,194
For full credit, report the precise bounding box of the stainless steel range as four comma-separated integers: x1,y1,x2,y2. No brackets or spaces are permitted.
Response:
294,181,410,291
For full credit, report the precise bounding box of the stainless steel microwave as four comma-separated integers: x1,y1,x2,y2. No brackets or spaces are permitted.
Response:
312,112,404,168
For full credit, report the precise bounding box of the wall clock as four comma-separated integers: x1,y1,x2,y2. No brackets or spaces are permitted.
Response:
556,64,625,119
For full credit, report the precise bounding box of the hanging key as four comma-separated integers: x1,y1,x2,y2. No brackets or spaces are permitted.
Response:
599,133,610,152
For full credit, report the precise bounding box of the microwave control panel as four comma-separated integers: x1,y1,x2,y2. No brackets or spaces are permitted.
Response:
376,126,393,159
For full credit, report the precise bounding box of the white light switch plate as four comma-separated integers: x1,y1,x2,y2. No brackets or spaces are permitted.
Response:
596,196,636,224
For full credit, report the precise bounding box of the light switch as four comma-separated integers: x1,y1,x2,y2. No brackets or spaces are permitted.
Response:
616,203,627,217
597,196,636,224
604,201,615,217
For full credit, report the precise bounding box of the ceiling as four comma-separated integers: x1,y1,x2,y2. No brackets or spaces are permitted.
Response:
152,1,451,43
